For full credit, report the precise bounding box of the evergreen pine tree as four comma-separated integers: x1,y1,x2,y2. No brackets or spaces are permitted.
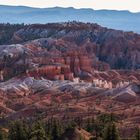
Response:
9,120,29,140
0,129,4,140
52,119,61,140
136,127,140,140
86,118,93,132
45,120,52,140
30,121,46,140
103,122,120,140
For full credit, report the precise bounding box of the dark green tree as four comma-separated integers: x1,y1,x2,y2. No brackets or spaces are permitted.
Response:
0,129,4,140
52,119,63,140
9,120,29,140
30,121,46,140
103,122,120,140
85,118,96,133
135,127,140,140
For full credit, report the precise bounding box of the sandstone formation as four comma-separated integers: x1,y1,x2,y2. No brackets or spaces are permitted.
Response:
11,22,140,69
0,22,140,136
0,77,140,130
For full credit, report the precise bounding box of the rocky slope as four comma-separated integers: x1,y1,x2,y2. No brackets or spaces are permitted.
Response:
0,22,140,137
0,77,140,131
9,22,140,69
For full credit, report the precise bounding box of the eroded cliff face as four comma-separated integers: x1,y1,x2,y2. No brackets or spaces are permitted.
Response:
1,22,140,82
0,22,140,86
0,22,140,135
10,22,140,69
0,37,111,82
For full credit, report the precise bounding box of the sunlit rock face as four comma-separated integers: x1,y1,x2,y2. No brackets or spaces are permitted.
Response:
0,77,140,129
0,37,110,82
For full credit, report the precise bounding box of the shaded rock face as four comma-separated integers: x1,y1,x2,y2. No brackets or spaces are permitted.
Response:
11,22,140,69
130,83,140,94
